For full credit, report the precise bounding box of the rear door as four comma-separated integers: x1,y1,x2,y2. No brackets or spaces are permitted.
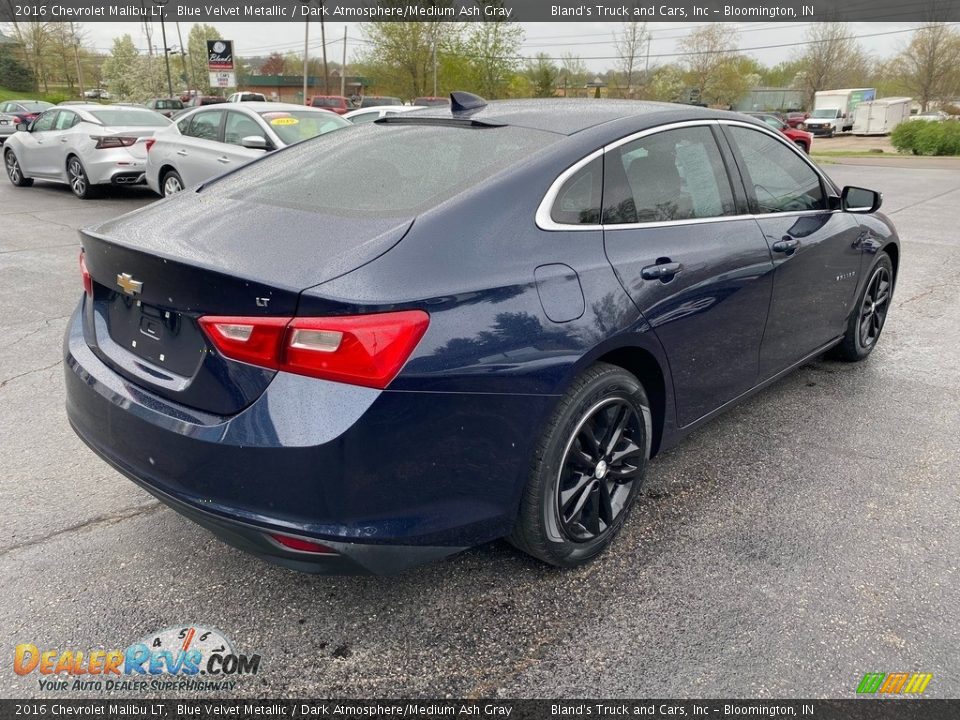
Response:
174,109,226,187
601,123,776,427
721,124,863,378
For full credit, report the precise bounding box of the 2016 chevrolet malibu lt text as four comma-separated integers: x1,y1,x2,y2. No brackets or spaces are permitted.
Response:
64,94,899,574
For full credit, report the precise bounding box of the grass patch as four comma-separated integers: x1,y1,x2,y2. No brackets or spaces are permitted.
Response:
0,86,78,104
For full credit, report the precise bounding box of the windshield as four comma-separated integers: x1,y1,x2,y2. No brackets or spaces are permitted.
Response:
90,109,171,127
260,110,349,145
212,123,558,217
762,116,785,130
812,109,838,118
155,99,183,110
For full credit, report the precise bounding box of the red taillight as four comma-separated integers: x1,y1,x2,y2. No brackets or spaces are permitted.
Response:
93,136,137,149
79,251,93,297
145,138,156,153
198,310,429,389
11,116,21,124
269,533,338,554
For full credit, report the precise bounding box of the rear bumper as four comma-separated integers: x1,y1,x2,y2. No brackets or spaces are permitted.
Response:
63,303,547,573
84,149,146,186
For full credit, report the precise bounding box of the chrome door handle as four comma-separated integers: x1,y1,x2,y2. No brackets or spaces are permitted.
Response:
216,156,230,164
176,149,188,156
60,138,68,143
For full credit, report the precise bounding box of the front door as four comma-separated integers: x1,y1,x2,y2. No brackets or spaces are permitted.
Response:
17,110,58,177
722,125,864,378
601,124,776,427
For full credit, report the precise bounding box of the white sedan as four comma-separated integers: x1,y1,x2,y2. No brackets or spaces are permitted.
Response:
145,101,350,197
343,105,425,124
3,104,169,198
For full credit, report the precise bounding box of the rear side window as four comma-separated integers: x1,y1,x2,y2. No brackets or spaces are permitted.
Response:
551,156,601,225
210,123,558,217
603,126,736,224
727,126,825,214
186,111,224,141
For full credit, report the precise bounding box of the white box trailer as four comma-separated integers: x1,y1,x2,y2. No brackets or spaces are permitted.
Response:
853,97,913,135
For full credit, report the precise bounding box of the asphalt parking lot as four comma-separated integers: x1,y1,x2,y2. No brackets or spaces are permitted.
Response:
1,162,958,699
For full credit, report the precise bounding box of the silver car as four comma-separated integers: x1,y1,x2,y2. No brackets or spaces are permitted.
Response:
145,101,350,197
3,104,170,199
343,105,425,124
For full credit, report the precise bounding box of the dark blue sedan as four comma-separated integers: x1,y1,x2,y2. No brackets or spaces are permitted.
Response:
65,94,899,574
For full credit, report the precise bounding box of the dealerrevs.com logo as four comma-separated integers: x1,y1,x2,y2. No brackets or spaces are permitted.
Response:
14,625,261,692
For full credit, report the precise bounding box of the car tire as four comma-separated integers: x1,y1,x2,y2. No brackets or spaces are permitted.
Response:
4,149,33,187
509,362,651,567
161,169,184,197
66,156,98,199
833,252,894,362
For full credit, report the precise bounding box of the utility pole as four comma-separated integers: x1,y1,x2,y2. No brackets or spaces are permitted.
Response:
154,0,173,97
70,23,85,98
175,21,189,94
340,26,347,97
302,1,310,104
432,39,438,97
320,0,329,95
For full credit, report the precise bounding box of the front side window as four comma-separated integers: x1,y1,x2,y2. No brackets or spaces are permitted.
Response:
550,156,601,225
31,111,57,132
186,111,224,142
224,111,267,146
603,126,736,224
727,126,825,214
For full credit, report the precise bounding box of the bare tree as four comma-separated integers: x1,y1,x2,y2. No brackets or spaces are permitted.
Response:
614,21,648,98
891,23,960,112
796,23,868,108
680,25,739,105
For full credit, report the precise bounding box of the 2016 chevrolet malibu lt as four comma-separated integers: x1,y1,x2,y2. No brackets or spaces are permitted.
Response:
65,95,899,574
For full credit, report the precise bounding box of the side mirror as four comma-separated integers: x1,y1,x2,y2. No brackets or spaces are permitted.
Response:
241,135,268,150
841,186,882,214
16,122,28,132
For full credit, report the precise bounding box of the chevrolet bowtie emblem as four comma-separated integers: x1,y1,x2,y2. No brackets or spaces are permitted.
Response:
116,273,143,296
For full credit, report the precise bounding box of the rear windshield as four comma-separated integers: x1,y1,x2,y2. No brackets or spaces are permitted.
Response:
155,99,183,110
312,97,344,107
90,109,170,127
260,111,349,145
22,101,53,111
211,123,558,216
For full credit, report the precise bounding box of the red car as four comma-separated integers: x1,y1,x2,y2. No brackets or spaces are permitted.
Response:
746,113,813,153
307,95,351,114
785,111,809,129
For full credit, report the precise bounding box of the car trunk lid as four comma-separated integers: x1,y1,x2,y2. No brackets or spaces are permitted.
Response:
80,195,413,415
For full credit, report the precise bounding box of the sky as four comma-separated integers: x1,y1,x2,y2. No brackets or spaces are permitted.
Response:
78,21,921,72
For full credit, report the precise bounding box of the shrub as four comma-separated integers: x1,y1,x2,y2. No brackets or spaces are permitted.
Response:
0,47,35,92
891,120,960,156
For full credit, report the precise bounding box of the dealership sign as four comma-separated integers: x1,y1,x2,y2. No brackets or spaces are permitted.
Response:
209,72,237,88
207,40,234,71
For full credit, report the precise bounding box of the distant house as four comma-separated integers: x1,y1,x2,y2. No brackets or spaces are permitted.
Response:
734,87,805,113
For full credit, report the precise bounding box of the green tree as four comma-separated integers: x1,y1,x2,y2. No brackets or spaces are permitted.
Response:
525,53,558,98
0,45,35,91
102,34,140,100
795,22,870,109
462,7,523,99
187,24,223,93
359,21,465,99
680,24,739,105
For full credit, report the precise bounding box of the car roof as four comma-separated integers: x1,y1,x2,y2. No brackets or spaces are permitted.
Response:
408,98,743,135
